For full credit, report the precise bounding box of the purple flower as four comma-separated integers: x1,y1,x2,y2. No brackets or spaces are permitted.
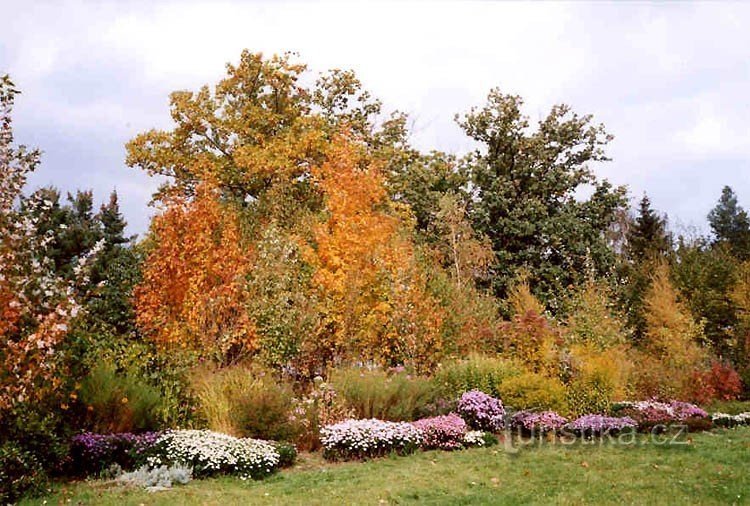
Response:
456,390,505,432
566,415,636,436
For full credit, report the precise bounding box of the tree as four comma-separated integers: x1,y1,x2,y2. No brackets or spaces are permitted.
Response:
0,75,98,410
305,137,444,371
708,186,750,259
626,194,671,262
619,195,672,341
672,238,738,359
635,261,708,399
134,182,255,365
459,89,627,307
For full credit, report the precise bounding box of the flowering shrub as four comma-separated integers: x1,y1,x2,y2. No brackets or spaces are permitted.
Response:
614,400,710,432
320,419,422,460
456,390,505,432
565,415,636,437
511,410,568,434
711,412,750,428
145,430,280,480
463,430,498,447
411,414,467,450
70,432,161,475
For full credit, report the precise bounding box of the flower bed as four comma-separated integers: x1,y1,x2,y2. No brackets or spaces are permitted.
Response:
565,415,637,437
511,410,568,435
144,430,280,480
456,390,505,432
70,432,161,476
411,414,467,450
320,419,423,460
711,412,750,428
614,400,710,432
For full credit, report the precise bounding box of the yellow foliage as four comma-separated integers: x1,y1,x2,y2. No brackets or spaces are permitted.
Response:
306,136,445,371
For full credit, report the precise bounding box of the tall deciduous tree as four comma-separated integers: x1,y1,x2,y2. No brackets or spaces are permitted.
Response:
306,137,444,371
459,89,627,307
134,182,255,364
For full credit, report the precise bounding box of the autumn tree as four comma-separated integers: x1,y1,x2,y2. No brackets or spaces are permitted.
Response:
459,90,627,307
134,182,255,364
635,261,708,398
619,194,672,340
306,137,444,371
0,75,98,411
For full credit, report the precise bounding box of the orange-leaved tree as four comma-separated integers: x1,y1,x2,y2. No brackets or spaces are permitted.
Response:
305,137,444,371
134,180,255,364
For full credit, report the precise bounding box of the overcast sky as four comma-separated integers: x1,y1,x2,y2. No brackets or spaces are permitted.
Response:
2,1,749,236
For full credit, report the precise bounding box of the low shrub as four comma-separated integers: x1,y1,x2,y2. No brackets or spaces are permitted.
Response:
511,410,568,435
456,390,505,432
289,378,354,451
0,442,48,504
711,412,750,428
411,414,467,451
690,361,743,405
70,432,161,476
565,415,637,437
496,373,568,414
191,366,298,441
463,430,498,447
613,400,710,432
433,354,522,399
330,367,441,422
272,441,298,468
116,464,192,489
144,430,280,480
78,362,163,433
320,419,423,460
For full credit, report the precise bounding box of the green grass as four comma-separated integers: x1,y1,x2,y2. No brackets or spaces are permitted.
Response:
25,428,750,505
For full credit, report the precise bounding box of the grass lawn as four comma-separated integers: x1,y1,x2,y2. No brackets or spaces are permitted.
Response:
24,428,750,506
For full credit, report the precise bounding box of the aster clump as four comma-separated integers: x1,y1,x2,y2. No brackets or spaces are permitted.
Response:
320,419,423,461
456,390,505,432
511,411,568,435
70,432,161,476
144,430,280,480
566,414,636,437
412,413,467,451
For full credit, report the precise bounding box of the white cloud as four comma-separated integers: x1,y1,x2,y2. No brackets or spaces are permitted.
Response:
2,0,750,234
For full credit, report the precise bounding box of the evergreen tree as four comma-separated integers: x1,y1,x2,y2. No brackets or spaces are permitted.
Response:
626,194,671,261
708,186,750,259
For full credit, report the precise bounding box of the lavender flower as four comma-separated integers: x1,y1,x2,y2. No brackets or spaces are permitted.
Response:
456,390,505,432
566,414,636,436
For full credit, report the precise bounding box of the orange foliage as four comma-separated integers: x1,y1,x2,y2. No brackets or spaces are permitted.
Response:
134,182,255,364
306,137,444,370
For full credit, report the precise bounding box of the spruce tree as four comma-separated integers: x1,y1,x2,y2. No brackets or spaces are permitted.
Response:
708,186,750,259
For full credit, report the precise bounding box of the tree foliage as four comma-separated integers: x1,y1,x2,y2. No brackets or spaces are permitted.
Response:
459,90,627,306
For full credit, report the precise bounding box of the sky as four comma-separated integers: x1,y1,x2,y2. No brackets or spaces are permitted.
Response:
2,0,749,236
